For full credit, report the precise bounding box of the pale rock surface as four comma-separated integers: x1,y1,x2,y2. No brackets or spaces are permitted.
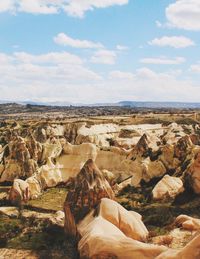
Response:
56,141,98,182
114,177,132,193
63,141,97,161
40,158,62,188
101,169,115,184
76,123,119,147
175,215,200,231
152,175,184,200
162,123,185,145
0,160,23,182
95,149,131,180
98,198,149,241
78,214,167,259
46,124,65,137
185,151,200,194
159,144,177,170
9,178,30,203
25,175,43,199
42,140,62,162
0,207,19,217
142,158,166,183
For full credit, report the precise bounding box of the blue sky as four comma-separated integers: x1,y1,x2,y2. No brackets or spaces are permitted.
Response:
0,0,200,103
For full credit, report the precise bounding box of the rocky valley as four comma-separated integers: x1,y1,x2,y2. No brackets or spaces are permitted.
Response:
0,106,200,259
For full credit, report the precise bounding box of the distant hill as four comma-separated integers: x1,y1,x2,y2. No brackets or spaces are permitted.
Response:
0,100,200,109
117,101,200,109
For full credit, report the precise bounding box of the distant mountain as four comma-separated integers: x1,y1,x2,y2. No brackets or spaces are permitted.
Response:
0,100,200,108
117,101,200,109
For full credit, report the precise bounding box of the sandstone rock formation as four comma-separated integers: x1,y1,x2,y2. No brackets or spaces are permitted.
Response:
175,215,200,231
77,199,166,259
184,151,200,194
152,175,184,200
0,135,39,182
64,160,115,237
9,179,30,204
97,198,148,241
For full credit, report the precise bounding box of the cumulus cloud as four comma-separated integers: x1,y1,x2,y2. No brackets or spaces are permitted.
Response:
91,50,116,64
149,36,195,48
54,33,104,49
0,0,129,17
140,56,186,65
166,0,200,31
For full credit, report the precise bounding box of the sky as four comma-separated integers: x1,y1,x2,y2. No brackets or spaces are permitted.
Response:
0,0,200,104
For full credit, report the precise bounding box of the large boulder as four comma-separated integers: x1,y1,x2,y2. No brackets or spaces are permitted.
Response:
9,179,30,203
78,205,166,259
152,175,184,200
98,198,148,242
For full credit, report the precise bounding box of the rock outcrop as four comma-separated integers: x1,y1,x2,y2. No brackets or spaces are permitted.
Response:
0,136,38,182
152,175,184,200
184,151,200,194
78,199,165,259
64,160,115,237
175,215,200,231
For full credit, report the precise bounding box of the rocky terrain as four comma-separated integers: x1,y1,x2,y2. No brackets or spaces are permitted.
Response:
0,108,200,258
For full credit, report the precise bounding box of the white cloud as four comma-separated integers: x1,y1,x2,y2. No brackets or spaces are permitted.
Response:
91,50,116,64
149,36,195,48
0,0,129,17
0,54,200,103
190,63,200,73
100,68,200,103
0,51,102,102
54,33,104,49
109,70,134,80
63,0,129,18
14,51,83,65
0,0,14,12
116,45,129,51
166,0,200,31
18,0,58,14
140,56,186,65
